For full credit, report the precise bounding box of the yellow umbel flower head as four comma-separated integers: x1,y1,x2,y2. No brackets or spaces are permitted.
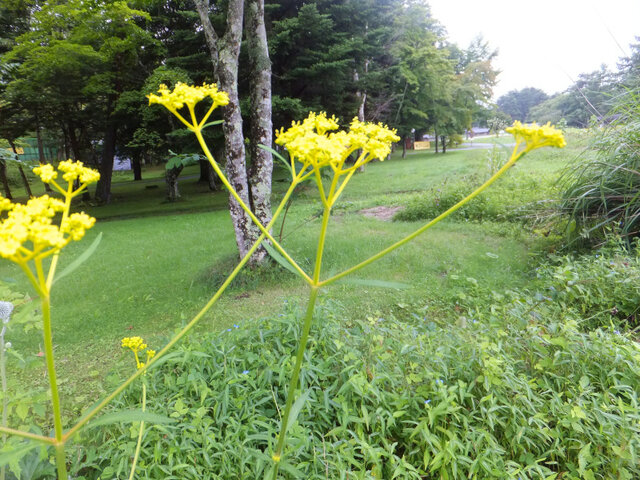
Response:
506,121,566,152
147,82,229,115
275,112,399,171
122,336,155,370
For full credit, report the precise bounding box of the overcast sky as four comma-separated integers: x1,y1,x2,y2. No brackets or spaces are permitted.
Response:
426,0,640,100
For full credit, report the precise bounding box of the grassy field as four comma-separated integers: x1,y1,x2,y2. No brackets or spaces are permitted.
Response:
1,138,578,417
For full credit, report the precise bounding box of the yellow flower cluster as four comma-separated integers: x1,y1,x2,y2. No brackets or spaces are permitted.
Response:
147,82,229,113
506,121,566,151
0,195,95,262
122,336,156,370
275,112,399,171
0,160,99,264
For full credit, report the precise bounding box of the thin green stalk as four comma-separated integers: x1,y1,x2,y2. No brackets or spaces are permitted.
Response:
40,292,67,479
0,425,54,444
194,130,313,285
320,149,526,287
271,286,319,479
1,324,6,480
64,180,299,441
128,382,146,480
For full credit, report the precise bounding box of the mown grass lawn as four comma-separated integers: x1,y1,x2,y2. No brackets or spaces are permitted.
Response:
1,138,578,416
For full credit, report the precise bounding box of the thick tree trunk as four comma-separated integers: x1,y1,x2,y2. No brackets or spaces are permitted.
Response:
196,0,262,262
35,117,53,193
95,101,117,204
9,141,32,197
132,154,142,181
165,166,183,201
0,161,12,200
441,135,446,154
245,0,273,262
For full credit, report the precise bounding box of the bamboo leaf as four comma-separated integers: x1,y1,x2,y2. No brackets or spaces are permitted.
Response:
53,233,102,285
85,410,177,429
263,242,302,279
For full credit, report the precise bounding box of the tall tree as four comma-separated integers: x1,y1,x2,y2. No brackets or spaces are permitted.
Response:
195,0,263,262
497,87,548,122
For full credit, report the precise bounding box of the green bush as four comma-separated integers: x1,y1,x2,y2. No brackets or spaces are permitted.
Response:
394,171,552,224
535,238,640,330
559,89,640,246
77,298,640,479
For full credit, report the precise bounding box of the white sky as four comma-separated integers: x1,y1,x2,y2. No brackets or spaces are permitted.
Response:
427,0,640,99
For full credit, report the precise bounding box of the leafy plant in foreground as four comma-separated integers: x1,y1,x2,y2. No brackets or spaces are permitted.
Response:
0,80,566,478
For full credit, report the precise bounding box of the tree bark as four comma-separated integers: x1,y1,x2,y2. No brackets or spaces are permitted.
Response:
95,98,117,204
441,135,446,154
0,160,12,200
9,140,32,197
165,166,183,201
196,0,263,262
434,127,439,153
245,0,273,261
132,154,142,181
35,115,53,193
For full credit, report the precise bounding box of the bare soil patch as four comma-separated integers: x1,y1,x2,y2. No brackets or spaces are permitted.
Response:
359,205,403,221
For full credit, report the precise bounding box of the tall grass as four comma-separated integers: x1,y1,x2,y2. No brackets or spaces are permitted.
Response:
559,88,640,246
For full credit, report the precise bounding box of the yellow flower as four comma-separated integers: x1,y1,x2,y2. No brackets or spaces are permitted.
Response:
122,336,155,369
506,121,566,151
61,213,96,241
33,164,57,183
147,82,229,113
275,113,399,171
57,160,101,184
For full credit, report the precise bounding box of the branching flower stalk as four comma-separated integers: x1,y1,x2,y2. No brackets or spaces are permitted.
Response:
0,81,565,479
148,84,566,478
0,161,99,480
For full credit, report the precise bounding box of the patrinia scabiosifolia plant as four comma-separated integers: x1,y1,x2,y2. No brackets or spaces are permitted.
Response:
0,81,565,479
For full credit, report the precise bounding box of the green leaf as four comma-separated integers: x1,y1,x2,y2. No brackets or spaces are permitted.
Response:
0,441,41,468
202,120,223,129
53,233,102,285
258,144,293,177
85,409,177,429
286,390,311,433
263,242,302,279
336,278,410,289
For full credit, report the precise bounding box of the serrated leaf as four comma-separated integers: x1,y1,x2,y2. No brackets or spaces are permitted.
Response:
84,409,177,429
53,233,102,285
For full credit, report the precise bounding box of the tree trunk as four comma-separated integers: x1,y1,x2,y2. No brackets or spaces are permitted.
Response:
9,140,32,197
132,154,142,181
354,58,369,173
95,99,117,204
434,127,439,153
245,0,273,262
35,116,53,193
0,160,12,200
196,0,261,262
441,136,446,154
165,166,183,201
402,135,407,159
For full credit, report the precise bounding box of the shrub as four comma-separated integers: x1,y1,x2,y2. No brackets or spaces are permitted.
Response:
559,89,640,246
79,299,640,479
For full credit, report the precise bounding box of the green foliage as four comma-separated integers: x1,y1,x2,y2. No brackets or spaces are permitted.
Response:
559,89,640,245
77,294,640,479
497,88,549,123
536,238,640,330
394,168,555,224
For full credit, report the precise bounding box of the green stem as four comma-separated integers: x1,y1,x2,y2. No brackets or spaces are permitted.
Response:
0,425,54,444
320,149,526,287
271,287,319,479
128,382,146,480
46,180,73,289
39,291,67,479
194,130,313,285
64,180,299,441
